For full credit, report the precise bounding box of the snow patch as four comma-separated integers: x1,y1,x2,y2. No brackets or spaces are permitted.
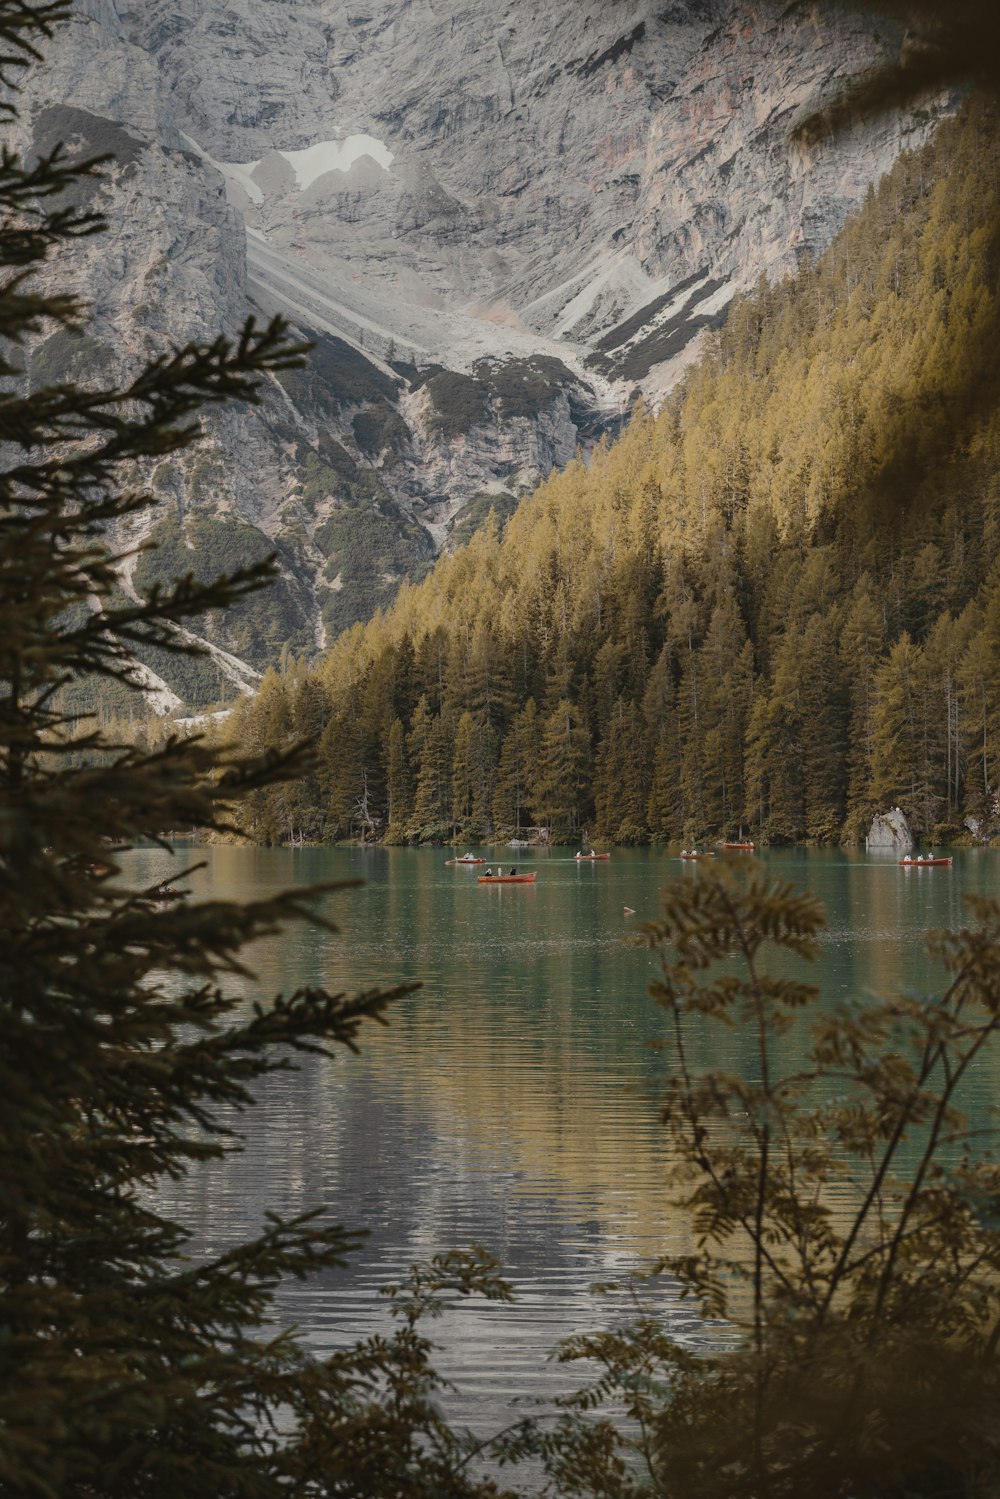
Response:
181,132,393,203
278,135,393,188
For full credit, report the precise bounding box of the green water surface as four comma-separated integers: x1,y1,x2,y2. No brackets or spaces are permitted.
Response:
128,844,1000,1437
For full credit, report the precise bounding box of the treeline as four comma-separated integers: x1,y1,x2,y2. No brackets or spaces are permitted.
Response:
229,99,1000,847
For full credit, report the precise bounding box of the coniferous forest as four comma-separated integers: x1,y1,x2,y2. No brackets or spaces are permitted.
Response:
16,10,1000,1496
230,100,1000,849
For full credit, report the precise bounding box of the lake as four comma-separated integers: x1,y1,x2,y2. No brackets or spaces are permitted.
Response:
128,844,1000,1449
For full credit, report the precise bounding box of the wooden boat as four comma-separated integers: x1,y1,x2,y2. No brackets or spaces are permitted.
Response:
722,841,755,851
148,884,185,903
898,854,953,867
477,872,537,884
680,849,715,860
575,851,610,861
446,855,485,865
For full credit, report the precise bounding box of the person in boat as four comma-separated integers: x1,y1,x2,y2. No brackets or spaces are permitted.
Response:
509,867,516,876
485,867,493,877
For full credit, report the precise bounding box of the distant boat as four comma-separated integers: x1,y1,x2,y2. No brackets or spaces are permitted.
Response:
575,851,610,861
149,883,184,903
899,854,953,867
507,838,530,848
722,841,755,851
680,849,715,860
446,854,485,865
478,872,537,884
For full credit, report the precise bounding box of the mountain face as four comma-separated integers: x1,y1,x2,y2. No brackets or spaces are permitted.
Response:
19,0,950,705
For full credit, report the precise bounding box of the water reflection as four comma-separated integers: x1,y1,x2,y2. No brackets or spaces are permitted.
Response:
128,844,999,1437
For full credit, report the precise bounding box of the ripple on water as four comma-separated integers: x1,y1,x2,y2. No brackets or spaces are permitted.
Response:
134,845,997,1453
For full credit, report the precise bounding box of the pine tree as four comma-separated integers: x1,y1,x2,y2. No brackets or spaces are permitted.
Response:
468,716,499,838
798,609,848,840
491,698,537,836
285,663,331,840
230,669,293,843
0,11,512,1493
695,587,754,835
406,692,452,839
318,702,368,839
840,574,887,836
593,695,648,843
451,707,477,829
385,714,413,840
532,698,592,837
871,634,939,831
647,720,683,841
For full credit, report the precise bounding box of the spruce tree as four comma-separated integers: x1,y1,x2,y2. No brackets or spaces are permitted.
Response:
0,7,512,1494
491,698,536,838
532,698,591,837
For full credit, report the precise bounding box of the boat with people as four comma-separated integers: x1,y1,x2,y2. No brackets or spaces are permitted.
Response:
446,854,485,865
478,871,537,884
148,882,185,903
898,853,953,867
680,849,715,860
575,851,610,861
722,840,755,851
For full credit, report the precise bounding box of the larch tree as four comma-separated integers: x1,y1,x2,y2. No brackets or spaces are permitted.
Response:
532,698,592,837
871,634,937,831
385,715,413,841
0,6,514,1495
491,697,536,837
840,574,887,837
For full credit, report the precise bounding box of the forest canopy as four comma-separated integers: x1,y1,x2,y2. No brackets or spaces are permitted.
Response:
229,99,1000,849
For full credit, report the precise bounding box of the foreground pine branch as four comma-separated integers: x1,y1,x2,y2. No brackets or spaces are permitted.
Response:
0,6,518,1496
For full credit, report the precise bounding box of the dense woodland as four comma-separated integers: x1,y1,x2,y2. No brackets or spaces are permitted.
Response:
228,100,1000,848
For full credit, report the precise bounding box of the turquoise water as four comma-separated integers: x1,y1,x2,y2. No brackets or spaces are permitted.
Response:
128,844,1000,1439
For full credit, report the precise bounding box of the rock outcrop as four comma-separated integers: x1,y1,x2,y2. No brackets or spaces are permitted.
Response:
866,808,914,853
15,1,954,702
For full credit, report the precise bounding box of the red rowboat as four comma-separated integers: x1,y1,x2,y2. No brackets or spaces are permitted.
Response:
575,852,610,861
899,855,952,867
478,872,537,884
723,841,755,851
446,856,485,865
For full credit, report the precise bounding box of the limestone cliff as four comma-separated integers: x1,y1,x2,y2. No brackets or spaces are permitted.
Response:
16,0,952,702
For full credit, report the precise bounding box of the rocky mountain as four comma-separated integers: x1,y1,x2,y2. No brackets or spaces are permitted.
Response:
18,0,951,706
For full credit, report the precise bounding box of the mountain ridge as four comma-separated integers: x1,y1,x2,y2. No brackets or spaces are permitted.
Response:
20,0,953,701
224,98,1000,849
